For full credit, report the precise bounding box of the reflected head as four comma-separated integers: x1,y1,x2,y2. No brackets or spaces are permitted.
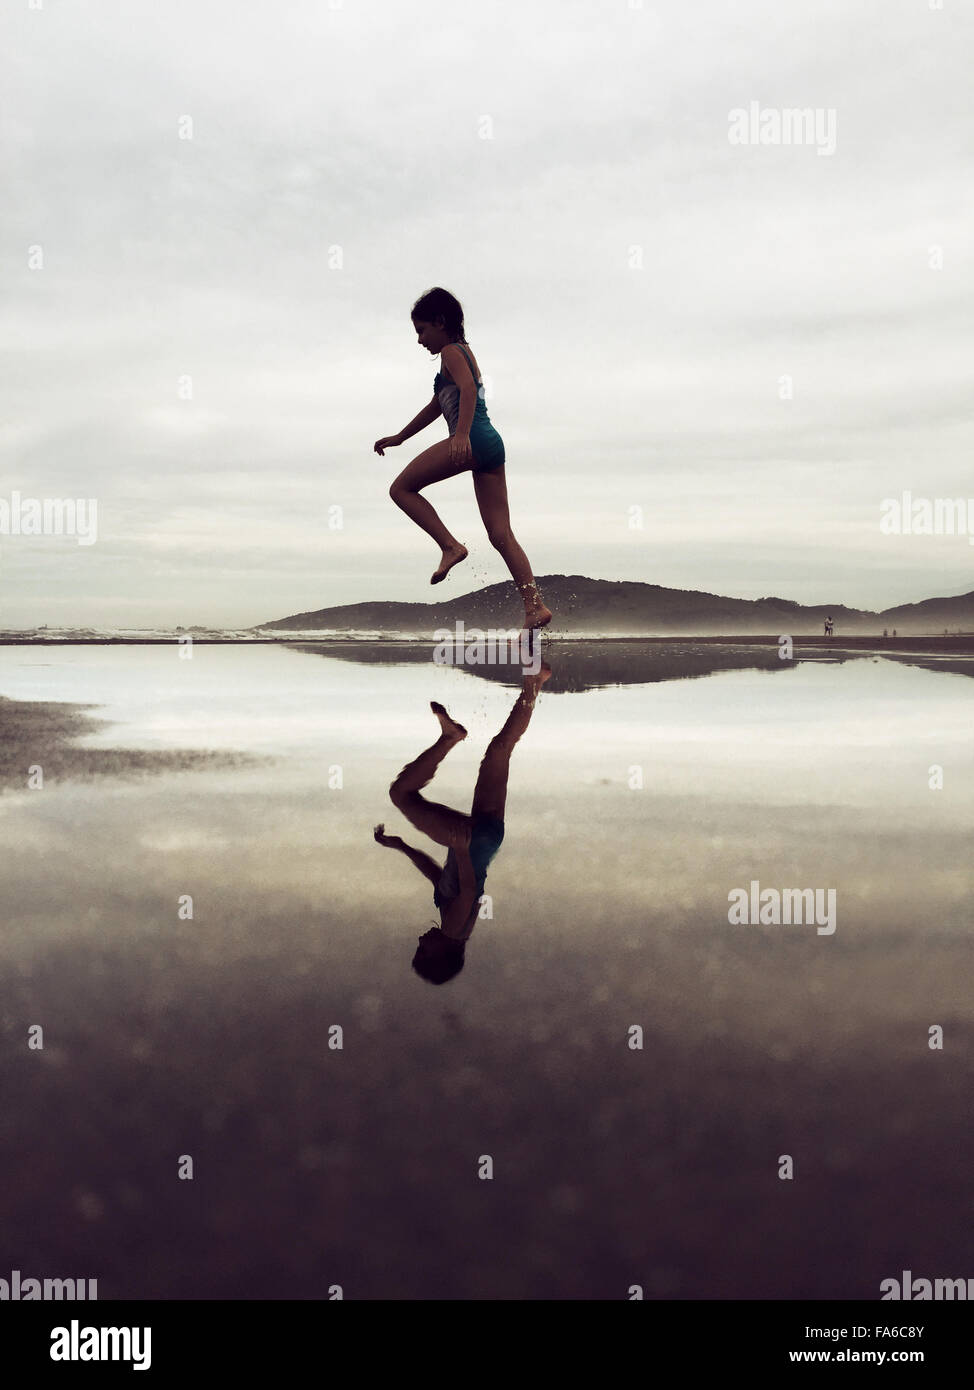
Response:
412,927,465,985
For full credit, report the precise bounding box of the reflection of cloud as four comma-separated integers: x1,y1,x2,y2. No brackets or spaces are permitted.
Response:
139,830,231,852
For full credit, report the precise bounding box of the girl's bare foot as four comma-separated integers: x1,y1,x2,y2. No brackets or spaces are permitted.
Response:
519,580,552,631
522,601,552,633
431,544,468,584
521,661,552,704
430,701,467,740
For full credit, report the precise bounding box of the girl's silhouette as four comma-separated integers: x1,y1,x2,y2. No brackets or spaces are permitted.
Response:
374,287,552,634
374,663,551,983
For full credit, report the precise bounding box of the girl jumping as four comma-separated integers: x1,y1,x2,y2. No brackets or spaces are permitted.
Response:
373,286,552,633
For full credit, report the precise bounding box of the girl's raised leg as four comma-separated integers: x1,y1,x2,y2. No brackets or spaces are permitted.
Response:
389,438,471,583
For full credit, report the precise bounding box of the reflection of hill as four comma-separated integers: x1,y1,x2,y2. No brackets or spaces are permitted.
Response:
878,654,974,680
283,639,974,692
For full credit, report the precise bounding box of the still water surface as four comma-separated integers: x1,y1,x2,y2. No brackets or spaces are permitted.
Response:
0,642,971,1297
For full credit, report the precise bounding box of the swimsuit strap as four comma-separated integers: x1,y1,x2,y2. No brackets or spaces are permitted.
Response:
450,343,481,385
459,345,481,382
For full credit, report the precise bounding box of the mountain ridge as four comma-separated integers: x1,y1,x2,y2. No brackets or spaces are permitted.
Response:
257,575,974,636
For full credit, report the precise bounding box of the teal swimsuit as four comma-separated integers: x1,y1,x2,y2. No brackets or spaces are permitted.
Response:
432,813,506,910
434,344,505,472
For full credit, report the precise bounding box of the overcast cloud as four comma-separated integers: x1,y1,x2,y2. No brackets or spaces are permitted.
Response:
1,0,972,627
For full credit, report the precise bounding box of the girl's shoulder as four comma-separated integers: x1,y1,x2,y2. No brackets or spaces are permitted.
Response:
441,341,481,383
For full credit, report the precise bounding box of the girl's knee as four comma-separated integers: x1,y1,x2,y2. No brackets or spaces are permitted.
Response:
481,738,513,760
487,527,513,550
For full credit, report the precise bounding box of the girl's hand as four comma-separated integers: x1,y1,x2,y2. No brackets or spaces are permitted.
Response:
449,434,472,465
373,823,396,845
374,435,401,456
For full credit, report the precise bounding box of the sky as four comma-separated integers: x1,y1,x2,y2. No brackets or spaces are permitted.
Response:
1,0,972,629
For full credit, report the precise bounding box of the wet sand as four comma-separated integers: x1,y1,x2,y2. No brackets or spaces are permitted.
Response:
0,695,270,791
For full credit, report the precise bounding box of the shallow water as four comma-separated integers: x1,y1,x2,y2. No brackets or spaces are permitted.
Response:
0,642,971,1298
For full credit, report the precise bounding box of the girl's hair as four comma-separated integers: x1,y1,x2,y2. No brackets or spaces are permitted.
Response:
411,938,465,985
411,287,467,343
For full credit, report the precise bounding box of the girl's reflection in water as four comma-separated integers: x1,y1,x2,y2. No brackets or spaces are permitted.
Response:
374,660,551,983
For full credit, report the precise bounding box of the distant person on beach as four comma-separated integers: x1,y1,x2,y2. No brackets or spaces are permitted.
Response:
883,628,888,638
373,286,552,634
373,662,551,984
824,615,833,637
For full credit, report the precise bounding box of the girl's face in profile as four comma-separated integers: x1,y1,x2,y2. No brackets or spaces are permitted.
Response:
413,318,449,354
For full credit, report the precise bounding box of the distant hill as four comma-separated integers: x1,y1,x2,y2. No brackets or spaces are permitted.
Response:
257,575,974,637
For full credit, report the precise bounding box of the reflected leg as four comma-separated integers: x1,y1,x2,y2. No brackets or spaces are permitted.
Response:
470,687,538,819
390,732,470,848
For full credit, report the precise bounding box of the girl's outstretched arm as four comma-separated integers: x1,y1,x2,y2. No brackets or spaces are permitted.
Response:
397,395,442,446
373,826,442,885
